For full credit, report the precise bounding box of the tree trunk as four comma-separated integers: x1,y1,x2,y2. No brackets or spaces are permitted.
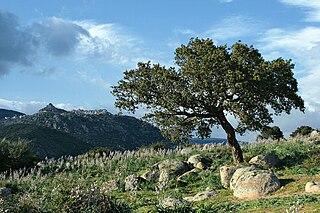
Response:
217,111,244,164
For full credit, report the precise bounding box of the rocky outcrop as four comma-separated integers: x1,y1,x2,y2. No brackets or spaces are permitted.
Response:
158,159,191,182
183,190,218,202
230,165,258,190
249,151,280,168
220,165,236,188
140,163,160,182
187,154,212,170
305,181,320,194
232,167,281,199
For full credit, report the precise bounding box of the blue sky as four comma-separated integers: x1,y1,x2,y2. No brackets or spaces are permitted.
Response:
1,0,320,140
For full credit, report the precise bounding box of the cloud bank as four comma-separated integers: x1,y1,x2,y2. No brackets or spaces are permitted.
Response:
0,11,145,77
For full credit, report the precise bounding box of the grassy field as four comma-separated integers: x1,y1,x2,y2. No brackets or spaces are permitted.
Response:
1,136,320,212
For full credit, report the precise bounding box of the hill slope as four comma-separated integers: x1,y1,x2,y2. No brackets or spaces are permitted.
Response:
0,109,25,119
0,104,166,152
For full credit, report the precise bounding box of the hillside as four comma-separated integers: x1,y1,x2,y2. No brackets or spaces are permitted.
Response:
0,109,25,119
0,136,320,212
0,104,166,153
0,124,93,158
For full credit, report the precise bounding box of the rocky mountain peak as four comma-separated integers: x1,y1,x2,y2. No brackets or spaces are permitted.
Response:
39,103,67,114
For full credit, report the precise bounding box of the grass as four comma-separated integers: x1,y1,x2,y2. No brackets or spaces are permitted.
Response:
0,136,320,212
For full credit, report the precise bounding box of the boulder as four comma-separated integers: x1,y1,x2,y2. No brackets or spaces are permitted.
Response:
249,151,280,168
177,168,201,182
220,165,236,188
305,181,320,194
310,130,320,138
140,163,160,182
230,165,258,190
233,169,281,199
124,175,145,191
0,187,11,197
101,180,119,193
158,159,191,182
183,190,218,202
160,197,188,208
187,154,212,170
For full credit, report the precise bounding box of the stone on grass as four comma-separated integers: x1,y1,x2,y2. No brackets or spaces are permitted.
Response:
140,163,160,181
305,181,320,194
233,169,281,199
177,168,201,182
158,159,191,182
249,151,280,168
220,165,237,188
124,175,145,191
160,197,188,208
183,190,218,202
0,187,11,197
230,165,258,190
187,154,212,170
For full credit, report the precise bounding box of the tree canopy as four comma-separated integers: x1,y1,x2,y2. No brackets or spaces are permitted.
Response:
290,125,314,137
258,126,284,141
112,38,305,163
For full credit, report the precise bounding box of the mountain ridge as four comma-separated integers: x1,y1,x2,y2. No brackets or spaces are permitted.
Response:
0,104,166,158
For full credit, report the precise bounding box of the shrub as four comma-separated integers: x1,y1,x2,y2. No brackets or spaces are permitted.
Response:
290,125,314,137
0,138,39,172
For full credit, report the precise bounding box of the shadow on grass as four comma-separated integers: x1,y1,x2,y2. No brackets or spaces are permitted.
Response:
279,178,295,187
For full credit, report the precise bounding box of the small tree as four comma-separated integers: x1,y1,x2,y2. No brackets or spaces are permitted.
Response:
290,125,314,137
112,38,305,163
258,126,284,141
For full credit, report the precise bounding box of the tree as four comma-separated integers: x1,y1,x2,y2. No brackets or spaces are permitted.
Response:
257,126,284,141
112,38,305,163
290,125,314,137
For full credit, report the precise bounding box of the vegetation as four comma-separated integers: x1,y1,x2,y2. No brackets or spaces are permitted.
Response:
1,136,320,212
0,138,38,172
257,126,284,140
0,104,166,157
290,125,315,137
112,38,305,163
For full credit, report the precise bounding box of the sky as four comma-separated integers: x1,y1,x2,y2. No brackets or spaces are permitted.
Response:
1,0,320,140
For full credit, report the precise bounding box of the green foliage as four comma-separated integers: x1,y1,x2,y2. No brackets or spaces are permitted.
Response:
1,138,320,212
0,138,38,172
290,125,314,137
112,38,304,142
258,126,284,140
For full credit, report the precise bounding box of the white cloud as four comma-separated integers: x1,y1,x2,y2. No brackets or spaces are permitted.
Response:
219,0,233,3
0,98,80,114
279,0,320,22
205,15,261,42
77,70,112,90
259,26,320,113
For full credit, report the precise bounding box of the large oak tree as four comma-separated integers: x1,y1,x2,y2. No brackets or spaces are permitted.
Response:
112,38,305,163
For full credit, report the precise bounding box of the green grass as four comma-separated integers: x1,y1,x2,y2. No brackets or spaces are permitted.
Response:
0,137,320,212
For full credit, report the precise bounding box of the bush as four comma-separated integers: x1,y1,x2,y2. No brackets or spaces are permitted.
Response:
0,138,39,172
290,125,314,137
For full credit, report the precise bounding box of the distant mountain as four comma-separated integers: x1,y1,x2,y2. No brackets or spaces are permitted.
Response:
190,137,248,145
0,104,166,156
0,124,93,158
0,109,25,119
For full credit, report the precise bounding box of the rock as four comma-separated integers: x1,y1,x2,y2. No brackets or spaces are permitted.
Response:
140,163,160,181
177,168,201,182
230,165,258,190
160,197,188,208
233,169,281,199
0,187,11,197
305,181,320,194
201,143,216,151
183,190,218,202
220,165,237,188
187,154,212,170
124,175,145,191
158,159,191,182
249,151,280,168
101,180,119,193
310,130,320,138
